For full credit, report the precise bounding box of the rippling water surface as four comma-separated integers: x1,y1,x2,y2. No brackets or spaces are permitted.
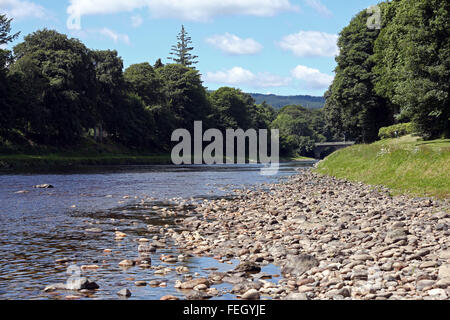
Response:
0,162,315,300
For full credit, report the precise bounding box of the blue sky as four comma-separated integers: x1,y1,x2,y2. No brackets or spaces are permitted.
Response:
1,0,379,96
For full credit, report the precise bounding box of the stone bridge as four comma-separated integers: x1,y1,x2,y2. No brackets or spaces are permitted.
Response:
313,141,356,159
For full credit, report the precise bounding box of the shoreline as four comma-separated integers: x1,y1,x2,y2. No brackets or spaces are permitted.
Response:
0,154,173,173
0,154,315,174
167,171,450,300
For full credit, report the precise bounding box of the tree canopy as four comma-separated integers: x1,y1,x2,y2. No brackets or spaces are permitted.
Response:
2,2,447,159
373,0,450,139
323,6,392,143
324,0,449,141
0,14,19,46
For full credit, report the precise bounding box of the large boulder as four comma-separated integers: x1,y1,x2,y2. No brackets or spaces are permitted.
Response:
385,229,408,244
282,254,319,277
117,289,132,297
234,261,261,273
66,277,100,291
44,278,99,292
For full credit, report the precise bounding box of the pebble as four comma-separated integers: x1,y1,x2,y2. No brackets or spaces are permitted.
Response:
119,260,135,267
135,281,147,287
180,278,210,290
161,295,179,301
117,289,132,297
241,289,260,300
61,171,449,301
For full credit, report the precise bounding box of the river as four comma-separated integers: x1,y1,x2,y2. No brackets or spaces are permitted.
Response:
0,162,315,300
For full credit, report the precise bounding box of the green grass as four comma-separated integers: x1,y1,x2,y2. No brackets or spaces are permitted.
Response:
290,156,316,161
315,135,450,199
0,137,174,172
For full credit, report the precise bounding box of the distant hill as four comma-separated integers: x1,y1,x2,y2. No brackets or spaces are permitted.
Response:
249,93,325,109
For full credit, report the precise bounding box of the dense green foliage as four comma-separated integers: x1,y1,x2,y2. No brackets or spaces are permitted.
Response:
4,1,447,162
0,20,332,158
10,29,98,145
324,0,449,143
272,106,330,157
378,123,415,140
323,5,392,144
250,93,325,109
0,14,19,139
373,0,449,139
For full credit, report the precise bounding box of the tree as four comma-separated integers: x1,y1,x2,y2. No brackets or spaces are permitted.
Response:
154,58,164,69
209,87,255,131
374,0,450,139
168,25,198,67
109,92,156,149
0,14,20,46
0,49,13,138
124,63,163,106
251,101,277,130
157,64,210,130
11,29,98,145
271,106,321,157
92,50,126,140
0,14,20,139
323,6,393,143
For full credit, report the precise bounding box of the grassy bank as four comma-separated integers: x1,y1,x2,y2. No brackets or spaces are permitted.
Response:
0,137,174,172
0,153,173,172
315,135,450,199
279,156,316,162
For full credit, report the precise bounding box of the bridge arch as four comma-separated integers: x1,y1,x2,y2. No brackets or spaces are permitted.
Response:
313,142,355,159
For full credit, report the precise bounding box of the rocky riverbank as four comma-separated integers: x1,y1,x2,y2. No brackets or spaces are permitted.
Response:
169,171,450,300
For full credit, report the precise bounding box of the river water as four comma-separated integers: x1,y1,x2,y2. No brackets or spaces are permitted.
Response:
0,162,315,300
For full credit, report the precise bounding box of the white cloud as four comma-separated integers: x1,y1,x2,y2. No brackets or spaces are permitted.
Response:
67,0,148,16
204,67,291,88
0,44,7,49
278,30,338,57
291,65,334,89
206,33,263,55
304,0,332,17
0,0,46,19
67,0,298,22
99,28,130,44
131,14,143,27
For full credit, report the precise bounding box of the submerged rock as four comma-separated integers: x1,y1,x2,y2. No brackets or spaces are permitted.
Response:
33,184,54,189
234,261,261,273
66,278,100,291
117,289,132,297
44,283,68,292
45,278,99,292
